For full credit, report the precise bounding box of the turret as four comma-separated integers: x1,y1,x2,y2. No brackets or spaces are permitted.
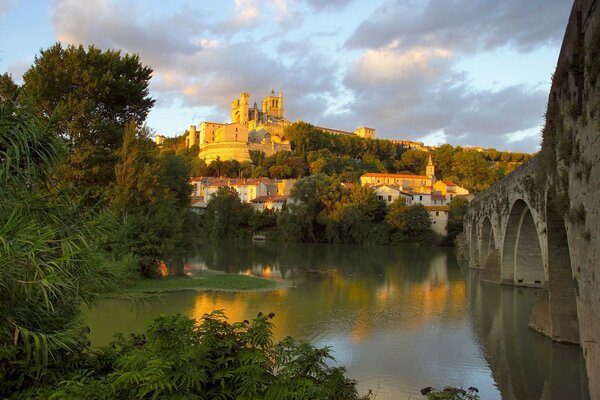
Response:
239,92,250,124
278,92,284,118
231,98,240,123
188,125,198,147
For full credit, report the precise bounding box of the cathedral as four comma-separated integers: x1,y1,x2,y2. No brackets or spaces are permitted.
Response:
184,91,376,163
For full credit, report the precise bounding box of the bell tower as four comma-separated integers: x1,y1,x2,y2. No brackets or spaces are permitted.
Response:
426,153,435,182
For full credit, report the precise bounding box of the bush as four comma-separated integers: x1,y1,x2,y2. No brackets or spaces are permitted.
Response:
34,312,362,400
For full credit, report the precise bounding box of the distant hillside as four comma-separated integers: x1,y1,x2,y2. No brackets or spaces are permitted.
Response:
158,122,533,193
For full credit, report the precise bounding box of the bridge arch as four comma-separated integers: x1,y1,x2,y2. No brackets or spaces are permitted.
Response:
501,199,545,287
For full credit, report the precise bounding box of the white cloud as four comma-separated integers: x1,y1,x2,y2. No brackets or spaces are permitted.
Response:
46,0,568,152
0,0,16,18
347,0,572,53
352,45,452,85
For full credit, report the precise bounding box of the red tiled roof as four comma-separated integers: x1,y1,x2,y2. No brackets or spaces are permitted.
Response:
361,172,430,180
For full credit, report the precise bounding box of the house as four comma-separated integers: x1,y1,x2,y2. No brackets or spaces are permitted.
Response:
373,185,402,205
251,195,287,211
426,206,449,235
189,197,207,215
189,177,296,206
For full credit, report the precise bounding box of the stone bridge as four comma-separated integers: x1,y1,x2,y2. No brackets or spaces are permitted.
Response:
461,0,600,397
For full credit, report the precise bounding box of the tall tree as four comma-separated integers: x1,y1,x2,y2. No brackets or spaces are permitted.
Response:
22,43,154,201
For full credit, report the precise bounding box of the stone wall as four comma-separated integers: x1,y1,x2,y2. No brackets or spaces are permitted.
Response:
461,1,600,396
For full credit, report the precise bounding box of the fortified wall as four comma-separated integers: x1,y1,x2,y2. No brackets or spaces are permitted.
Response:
462,0,600,397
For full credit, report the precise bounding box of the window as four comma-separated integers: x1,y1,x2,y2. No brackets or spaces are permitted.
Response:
436,211,439,216
388,195,392,201
378,195,383,200
419,195,422,201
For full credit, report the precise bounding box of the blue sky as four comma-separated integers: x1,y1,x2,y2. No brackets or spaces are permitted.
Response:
0,0,573,152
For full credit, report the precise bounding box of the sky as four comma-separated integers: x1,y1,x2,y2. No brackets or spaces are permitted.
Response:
0,0,573,152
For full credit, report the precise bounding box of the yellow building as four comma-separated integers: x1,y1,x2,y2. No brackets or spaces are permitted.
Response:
186,90,377,163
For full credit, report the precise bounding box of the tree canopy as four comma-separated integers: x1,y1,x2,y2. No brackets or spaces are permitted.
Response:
22,42,155,200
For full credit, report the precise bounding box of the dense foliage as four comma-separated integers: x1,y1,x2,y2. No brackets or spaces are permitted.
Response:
201,174,438,245
0,99,123,396
444,198,470,246
30,312,362,400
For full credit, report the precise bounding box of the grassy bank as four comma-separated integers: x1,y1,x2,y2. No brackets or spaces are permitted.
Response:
125,272,278,293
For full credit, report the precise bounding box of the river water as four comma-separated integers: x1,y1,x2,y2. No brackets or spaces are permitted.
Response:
84,241,589,400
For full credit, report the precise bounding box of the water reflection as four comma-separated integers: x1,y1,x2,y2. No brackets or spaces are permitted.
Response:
85,242,589,400
467,271,589,400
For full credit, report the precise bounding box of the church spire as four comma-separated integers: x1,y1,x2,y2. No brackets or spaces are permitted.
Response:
426,153,435,183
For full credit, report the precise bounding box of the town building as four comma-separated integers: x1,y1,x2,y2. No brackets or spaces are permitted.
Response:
250,195,287,211
360,155,470,235
190,177,296,211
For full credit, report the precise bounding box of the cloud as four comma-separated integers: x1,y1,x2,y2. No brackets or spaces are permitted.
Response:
304,0,356,11
48,0,566,152
52,0,207,57
352,44,452,85
51,0,342,125
338,57,548,151
0,0,16,18
346,0,572,53
214,0,261,33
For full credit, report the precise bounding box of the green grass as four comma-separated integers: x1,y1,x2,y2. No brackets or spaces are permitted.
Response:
125,272,278,293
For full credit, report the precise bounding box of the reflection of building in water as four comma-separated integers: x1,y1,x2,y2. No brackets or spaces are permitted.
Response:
191,290,289,339
241,264,288,280
427,252,448,287
467,272,589,400
183,261,208,277
314,252,466,342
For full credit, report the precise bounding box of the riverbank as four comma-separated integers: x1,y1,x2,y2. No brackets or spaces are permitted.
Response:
123,272,278,294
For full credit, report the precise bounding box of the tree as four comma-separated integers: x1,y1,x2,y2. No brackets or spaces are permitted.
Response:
0,73,19,102
204,187,252,239
433,144,456,179
397,149,428,174
349,185,385,222
451,151,494,192
385,197,408,231
446,197,469,245
22,43,154,200
402,204,432,239
385,199,433,244
109,124,192,276
288,175,348,242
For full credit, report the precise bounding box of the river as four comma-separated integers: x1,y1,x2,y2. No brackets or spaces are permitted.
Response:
84,241,590,400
